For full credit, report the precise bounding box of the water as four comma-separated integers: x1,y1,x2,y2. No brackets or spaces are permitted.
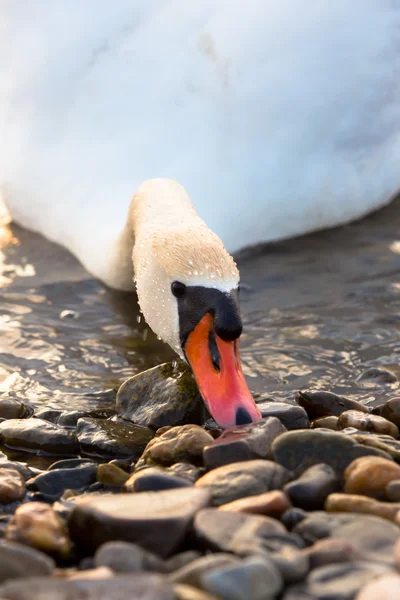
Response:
1,198,400,413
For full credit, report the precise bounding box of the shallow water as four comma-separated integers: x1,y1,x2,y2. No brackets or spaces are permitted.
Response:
1,198,400,415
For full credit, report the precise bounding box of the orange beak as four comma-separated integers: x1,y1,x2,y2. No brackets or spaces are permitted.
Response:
184,313,262,429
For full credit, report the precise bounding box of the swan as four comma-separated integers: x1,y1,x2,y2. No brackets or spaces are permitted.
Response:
1,2,400,426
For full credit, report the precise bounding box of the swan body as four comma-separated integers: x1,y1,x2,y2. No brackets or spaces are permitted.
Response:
1,0,400,289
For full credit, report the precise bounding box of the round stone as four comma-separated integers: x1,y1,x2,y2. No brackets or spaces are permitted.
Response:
338,411,399,438
344,456,400,499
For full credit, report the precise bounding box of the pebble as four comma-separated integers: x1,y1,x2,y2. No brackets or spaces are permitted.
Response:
169,553,239,587
311,416,339,430
76,417,153,458
271,429,393,478
356,367,398,386
0,539,55,582
325,493,400,522
0,399,33,420
256,401,309,430
27,463,97,499
356,574,400,600
116,361,205,428
138,425,213,468
385,479,400,501
203,417,287,469
167,462,203,483
165,551,203,572
337,410,399,438
33,408,62,423
57,408,115,428
6,502,71,557
281,508,308,531
303,538,364,569
96,463,130,486
294,512,400,565
0,461,32,481
174,584,220,600
219,490,292,518
0,573,175,600
200,555,283,600
125,467,191,492
48,458,93,470
269,545,309,584
284,463,339,510
69,488,211,557
344,456,400,499
380,397,400,427
193,507,287,553
306,562,392,600
0,418,79,455
195,460,291,506
0,469,26,504
352,433,400,461
94,540,165,573
295,390,368,418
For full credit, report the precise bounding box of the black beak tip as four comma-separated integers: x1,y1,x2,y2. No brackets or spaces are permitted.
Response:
235,407,253,425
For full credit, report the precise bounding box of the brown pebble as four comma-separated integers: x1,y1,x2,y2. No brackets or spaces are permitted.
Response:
380,397,400,428
0,468,25,504
338,411,399,438
303,538,365,569
385,479,400,501
140,425,214,467
344,456,400,499
311,416,339,430
325,493,400,523
6,502,71,557
218,490,292,518
97,463,130,486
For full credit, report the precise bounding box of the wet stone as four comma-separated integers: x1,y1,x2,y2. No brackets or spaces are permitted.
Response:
385,479,400,501
200,555,283,600
195,459,291,506
380,397,400,428
58,408,115,428
203,417,286,469
271,429,393,478
295,390,368,419
97,463,130,486
311,416,339,430
125,467,191,492
0,418,79,455
139,425,213,468
0,399,33,420
27,463,97,499
0,539,55,583
48,458,94,471
256,401,309,430
284,463,339,510
6,502,71,558
34,408,61,423
0,468,26,504
69,488,211,557
344,456,400,499
0,461,32,481
325,493,400,522
193,507,288,553
94,540,165,573
219,490,292,518
356,367,398,386
76,417,153,459
116,361,205,429
294,512,400,565
338,410,399,438
0,573,175,600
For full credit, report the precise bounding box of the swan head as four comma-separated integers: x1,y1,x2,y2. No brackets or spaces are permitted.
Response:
131,179,261,429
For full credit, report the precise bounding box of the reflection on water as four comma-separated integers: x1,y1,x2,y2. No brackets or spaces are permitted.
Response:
1,197,400,411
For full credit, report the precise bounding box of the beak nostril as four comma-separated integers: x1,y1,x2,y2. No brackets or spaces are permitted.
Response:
208,329,220,372
235,407,253,425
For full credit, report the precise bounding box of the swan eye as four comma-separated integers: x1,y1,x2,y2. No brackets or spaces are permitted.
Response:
171,281,187,298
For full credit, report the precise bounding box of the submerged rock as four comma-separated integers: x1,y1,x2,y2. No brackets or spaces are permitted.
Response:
295,390,368,419
337,410,399,438
116,362,205,429
356,367,398,387
0,418,79,455
76,417,153,458
69,488,211,557
0,399,33,420
203,417,286,469
272,429,393,478
344,456,400,499
195,460,291,506
138,424,213,467
6,502,71,558
284,463,339,510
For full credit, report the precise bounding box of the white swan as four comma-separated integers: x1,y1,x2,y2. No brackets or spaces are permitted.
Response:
1,2,400,426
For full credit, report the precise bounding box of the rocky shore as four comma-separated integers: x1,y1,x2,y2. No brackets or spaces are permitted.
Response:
0,362,399,598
